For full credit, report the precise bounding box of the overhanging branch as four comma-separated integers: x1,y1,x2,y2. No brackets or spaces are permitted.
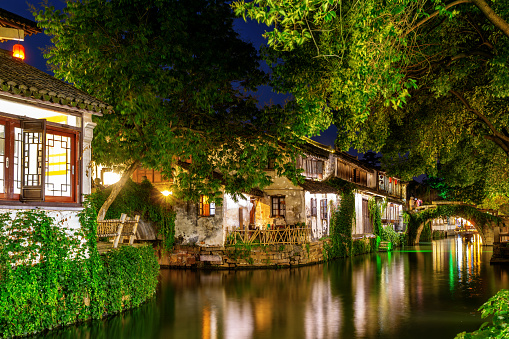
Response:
404,0,472,38
450,90,509,155
471,0,509,39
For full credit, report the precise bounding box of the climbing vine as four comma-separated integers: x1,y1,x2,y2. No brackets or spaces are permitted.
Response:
420,221,433,242
0,205,159,337
368,198,383,238
325,188,356,259
367,197,404,248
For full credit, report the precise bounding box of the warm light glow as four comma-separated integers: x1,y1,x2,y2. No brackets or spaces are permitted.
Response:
13,44,25,60
161,190,172,197
103,171,121,186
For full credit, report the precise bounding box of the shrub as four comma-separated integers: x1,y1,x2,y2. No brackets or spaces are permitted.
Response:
455,289,509,338
0,207,159,338
90,179,176,251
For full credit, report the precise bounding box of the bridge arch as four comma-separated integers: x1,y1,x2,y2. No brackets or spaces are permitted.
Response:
406,204,501,245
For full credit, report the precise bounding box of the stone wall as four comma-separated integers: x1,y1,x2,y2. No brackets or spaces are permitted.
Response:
157,240,330,269
173,200,224,246
262,173,305,225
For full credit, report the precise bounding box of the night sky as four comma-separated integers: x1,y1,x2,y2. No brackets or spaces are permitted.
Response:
0,1,345,151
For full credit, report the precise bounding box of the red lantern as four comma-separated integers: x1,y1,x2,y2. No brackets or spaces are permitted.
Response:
395,179,397,185
389,177,392,183
13,44,25,60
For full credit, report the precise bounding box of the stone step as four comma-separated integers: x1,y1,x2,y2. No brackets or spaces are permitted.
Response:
379,241,392,252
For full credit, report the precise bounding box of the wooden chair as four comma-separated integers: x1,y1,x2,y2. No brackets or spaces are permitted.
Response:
97,214,140,248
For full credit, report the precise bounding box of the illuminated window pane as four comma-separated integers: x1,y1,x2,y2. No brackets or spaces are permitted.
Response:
45,133,71,197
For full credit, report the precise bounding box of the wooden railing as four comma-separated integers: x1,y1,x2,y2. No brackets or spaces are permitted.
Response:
225,227,311,246
97,214,140,248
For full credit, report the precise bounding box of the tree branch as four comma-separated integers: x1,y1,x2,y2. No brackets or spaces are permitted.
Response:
484,135,509,155
404,0,472,37
449,90,509,154
471,0,509,39
97,159,142,221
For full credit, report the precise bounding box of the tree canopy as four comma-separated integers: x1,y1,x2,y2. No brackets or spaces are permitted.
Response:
233,0,509,208
36,0,311,219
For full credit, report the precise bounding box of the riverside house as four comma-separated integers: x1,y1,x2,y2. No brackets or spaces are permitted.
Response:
132,138,407,247
0,8,107,229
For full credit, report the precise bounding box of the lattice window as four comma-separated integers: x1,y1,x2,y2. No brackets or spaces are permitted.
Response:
6,120,77,203
45,133,72,197
21,120,46,201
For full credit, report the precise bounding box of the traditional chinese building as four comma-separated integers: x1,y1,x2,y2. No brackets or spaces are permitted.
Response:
0,8,108,228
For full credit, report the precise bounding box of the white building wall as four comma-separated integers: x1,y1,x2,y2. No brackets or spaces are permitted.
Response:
354,193,363,235
304,192,340,240
0,207,83,230
224,194,253,231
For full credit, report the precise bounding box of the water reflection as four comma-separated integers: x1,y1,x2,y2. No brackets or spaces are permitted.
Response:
38,237,509,339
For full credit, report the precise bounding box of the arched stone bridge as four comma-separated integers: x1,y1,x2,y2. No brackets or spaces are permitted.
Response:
407,202,506,245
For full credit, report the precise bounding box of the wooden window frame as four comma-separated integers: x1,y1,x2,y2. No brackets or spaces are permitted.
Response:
310,198,317,217
0,117,79,203
199,195,215,217
271,196,285,218
320,199,327,220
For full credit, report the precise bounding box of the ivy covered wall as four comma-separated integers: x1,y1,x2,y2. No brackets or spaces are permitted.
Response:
0,206,159,337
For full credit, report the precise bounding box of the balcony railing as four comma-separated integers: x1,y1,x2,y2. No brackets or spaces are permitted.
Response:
225,227,312,246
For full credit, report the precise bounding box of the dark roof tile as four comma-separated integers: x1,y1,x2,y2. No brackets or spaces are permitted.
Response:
0,49,110,114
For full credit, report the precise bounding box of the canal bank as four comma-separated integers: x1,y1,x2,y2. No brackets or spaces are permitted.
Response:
155,237,381,269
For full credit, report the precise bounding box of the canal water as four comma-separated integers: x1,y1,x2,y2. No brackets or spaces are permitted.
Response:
38,236,509,339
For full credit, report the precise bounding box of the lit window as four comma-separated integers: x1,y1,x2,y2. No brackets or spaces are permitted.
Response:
271,196,285,217
199,195,215,217
0,118,78,203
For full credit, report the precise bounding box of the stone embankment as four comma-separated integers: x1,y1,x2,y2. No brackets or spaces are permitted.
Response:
156,239,330,269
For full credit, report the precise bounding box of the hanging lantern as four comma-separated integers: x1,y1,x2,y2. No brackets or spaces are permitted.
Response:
395,179,398,185
13,44,25,60
389,177,392,183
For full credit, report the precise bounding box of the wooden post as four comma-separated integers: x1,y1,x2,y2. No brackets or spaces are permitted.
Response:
113,213,127,248
129,215,140,245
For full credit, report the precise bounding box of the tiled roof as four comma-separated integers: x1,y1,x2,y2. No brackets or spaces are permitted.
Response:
0,8,42,39
299,179,339,194
300,137,333,160
0,49,110,114
336,151,375,172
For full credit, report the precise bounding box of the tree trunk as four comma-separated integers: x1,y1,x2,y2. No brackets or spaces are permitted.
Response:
97,160,141,221
472,0,509,39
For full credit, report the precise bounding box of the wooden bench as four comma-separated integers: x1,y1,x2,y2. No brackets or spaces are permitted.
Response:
97,214,140,248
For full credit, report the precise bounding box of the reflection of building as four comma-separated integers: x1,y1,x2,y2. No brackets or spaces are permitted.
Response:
0,8,104,229
305,277,341,338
